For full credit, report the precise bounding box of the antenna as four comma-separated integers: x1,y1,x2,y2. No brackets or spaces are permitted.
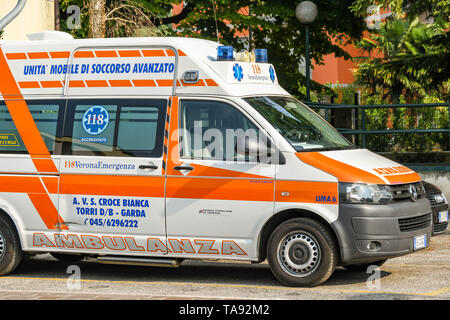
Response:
211,0,219,42
0,0,27,31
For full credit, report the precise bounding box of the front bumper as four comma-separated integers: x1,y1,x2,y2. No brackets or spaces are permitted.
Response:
331,198,432,266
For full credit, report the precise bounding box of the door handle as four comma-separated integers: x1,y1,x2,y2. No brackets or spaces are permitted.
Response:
139,164,158,170
174,165,194,171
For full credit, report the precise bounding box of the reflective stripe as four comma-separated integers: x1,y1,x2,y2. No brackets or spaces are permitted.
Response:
166,177,273,201
0,48,64,229
275,180,338,204
297,152,386,184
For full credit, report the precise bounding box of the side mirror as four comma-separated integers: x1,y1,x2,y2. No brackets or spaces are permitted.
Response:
235,135,285,164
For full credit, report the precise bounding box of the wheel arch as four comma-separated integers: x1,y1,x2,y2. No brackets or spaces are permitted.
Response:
0,208,24,250
257,208,342,264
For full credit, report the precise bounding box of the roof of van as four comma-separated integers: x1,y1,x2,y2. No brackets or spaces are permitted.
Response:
0,34,289,98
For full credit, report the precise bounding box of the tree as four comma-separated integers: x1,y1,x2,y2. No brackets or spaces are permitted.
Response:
89,0,106,37
352,0,449,102
59,0,367,100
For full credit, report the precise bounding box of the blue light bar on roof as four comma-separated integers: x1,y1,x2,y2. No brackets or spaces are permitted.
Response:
217,46,234,61
254,48,268,63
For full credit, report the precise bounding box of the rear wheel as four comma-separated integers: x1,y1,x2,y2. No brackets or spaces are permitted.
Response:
267,217,338,287
0,215,23,276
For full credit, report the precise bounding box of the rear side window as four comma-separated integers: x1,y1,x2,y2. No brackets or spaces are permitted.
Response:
62,99,167,157
0,101,62,154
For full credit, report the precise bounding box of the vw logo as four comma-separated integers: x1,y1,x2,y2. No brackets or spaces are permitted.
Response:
409,185,418,202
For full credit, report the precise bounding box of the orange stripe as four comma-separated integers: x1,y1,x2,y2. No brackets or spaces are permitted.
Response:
42,177,58,194
132,79,156,87
166,96,181,174
95,50,118,58
204,79,219,86
141,49,166,57
6,53,27,60
165,50,175,56
166,177,273,201
183,163,269,179
276,180,338,204
85,80,109,87
165,49,186,57
156,79,173,87
74,51,95,58
59,175,165,197
0,48,63,229
32,158,58,173
28,193,63,229
27,52,49,59
18,81,40,89
0,176,45,193
109,80,132,87
179,79,206,87
297,152,386,184
68,80,85,88
383,172,421,184
49,51,70,59
40,81,63,88
118,50,141,57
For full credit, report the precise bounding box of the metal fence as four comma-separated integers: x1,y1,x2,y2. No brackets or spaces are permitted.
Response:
306,102,450,149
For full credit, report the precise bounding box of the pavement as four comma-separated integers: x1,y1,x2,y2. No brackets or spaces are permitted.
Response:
0,230,448,300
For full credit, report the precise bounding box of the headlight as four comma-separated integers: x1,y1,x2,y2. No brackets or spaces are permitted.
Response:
339,183,393,205
434,193,447,204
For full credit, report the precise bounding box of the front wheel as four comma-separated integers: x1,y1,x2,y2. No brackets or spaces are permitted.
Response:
267,217,338,287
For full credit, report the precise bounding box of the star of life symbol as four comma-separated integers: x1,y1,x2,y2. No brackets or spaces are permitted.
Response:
82,106,110,135
233,63,244,81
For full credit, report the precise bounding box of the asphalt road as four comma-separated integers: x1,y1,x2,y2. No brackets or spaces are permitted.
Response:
0,231,448,300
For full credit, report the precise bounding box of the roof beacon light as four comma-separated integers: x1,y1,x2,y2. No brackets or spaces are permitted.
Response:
217,46,234,61
254,49,268,63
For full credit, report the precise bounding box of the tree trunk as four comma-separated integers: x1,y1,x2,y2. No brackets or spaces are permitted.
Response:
88,0,106,38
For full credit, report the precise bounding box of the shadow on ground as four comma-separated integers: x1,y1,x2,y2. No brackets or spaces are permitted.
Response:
11,254,392,288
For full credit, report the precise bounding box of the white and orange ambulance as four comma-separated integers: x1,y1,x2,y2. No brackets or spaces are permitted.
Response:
0,31,432,286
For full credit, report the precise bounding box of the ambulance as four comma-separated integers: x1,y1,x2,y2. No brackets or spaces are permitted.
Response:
0,31,432,287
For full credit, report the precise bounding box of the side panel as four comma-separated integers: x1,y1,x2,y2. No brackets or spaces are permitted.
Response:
56,98,168,252
164,98,276,260
0,49,67,247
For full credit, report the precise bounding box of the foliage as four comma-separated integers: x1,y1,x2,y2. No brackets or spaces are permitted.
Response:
58,0,366,100
352,0,450,103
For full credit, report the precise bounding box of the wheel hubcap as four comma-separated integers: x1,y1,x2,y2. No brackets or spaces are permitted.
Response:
278,232,321,277
0,232,5,261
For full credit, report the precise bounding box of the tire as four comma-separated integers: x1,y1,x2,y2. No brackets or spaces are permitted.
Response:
0,214,23,276
267,217,338,287
344,259,387,272
50,253,85,262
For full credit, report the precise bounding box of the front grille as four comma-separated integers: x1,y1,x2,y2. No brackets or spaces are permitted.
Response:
433,222,448,234
432,210,449,234
390,182,425,202
398,213,431,232
426,191,442,207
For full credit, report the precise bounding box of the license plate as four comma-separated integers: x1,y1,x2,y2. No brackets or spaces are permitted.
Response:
438,211,448,223
414,234,427,250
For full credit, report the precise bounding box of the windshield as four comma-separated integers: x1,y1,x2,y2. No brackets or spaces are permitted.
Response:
244,96,354,152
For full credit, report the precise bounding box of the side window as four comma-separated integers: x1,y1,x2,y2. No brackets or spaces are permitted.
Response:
0,102,62,154
0,105,26,152
29,104,61,153
63,99,166,157
179,100,260,161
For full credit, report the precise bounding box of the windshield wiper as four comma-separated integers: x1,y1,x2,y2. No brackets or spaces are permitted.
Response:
296,146,358,152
